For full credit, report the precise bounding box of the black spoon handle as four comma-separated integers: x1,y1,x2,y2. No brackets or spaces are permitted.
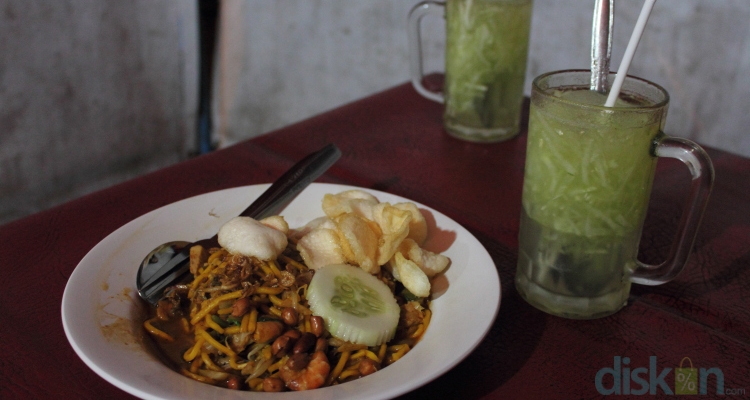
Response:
240,143,341,220
137,143,341,305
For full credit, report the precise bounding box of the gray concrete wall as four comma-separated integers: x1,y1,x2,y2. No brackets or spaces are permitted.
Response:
0,0,197,224
1,0,748,226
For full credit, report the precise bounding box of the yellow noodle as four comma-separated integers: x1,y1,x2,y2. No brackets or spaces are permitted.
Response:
229,356,248,370
268,294,284,307
267,356,289,373
256,286,285,295
377,343,387,363
189,356,203,373
143,318,174,342
207,249,226,263
279,254,306,271
224,325,242,335
268,260,283,279
248,378,264,391
390,344,410,362
388,344,409,352
268,306,282,318
336,343,367,353
240,314,250,332
197,329,236,357
200,351,222,372
365,350,380,362
217,307,233,315
241,309,257,333
410,323,425,339
261,346,273,360
180,317,191,334
205,314,225,334
183,337,205,362
190,261,222,290
181,368,216,384
213,259,228,272
248,309,259,332
423,308,432,327
190,290,243,324
294,303,310,316
327,351,350,385
193,320,207,332
338,368,360,381
259,263,274,277
350,349,368,360
410,308,432,339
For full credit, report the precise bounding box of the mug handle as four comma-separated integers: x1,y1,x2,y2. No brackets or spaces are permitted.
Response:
408,1,445,103
631,134,715,285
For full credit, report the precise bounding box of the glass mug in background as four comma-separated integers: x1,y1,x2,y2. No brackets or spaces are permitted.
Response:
408,0,533,142
516,70,714,319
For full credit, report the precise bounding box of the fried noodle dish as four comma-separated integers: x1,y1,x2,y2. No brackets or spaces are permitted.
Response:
143,190,451,392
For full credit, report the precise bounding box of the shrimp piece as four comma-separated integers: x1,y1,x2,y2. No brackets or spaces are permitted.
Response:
279,351,331,391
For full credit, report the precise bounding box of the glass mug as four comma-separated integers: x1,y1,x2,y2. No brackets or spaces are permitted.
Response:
408,0,533,142
516,70,714,319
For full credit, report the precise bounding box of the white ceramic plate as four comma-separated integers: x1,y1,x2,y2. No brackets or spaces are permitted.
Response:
62,183,500,400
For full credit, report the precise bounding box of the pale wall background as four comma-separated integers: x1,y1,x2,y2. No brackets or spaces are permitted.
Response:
0,0,197,224
1,0,749,225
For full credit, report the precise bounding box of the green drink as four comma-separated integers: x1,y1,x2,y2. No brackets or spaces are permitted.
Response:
408,0,532,142
444,0,532,142
516,71,673,319
517,87,659,317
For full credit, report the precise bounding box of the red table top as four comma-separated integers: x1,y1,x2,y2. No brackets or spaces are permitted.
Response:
2,81,749,399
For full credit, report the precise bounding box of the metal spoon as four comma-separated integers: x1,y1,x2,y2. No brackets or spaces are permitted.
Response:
591,0,614,93
136,143,342,305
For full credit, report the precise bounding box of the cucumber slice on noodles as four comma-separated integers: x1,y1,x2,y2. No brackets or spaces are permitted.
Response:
307,264,400,346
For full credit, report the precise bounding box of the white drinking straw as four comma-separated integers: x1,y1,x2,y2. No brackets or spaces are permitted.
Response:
605,0,657,107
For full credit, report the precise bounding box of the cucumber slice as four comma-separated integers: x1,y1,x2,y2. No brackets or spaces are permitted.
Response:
307,264,400,346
